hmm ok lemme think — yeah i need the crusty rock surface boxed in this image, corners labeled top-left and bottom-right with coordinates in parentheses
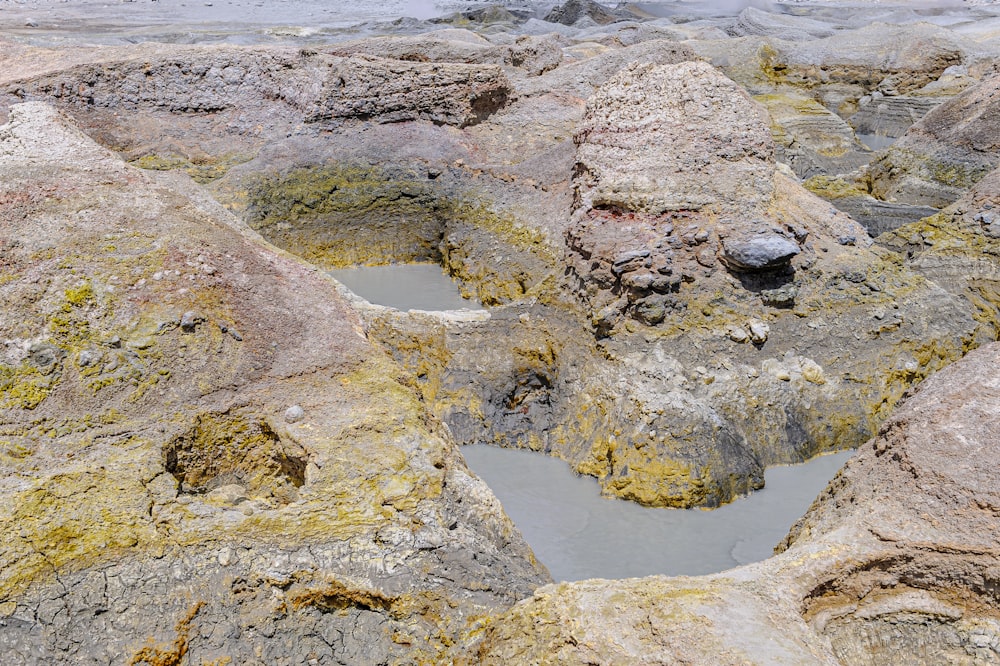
top-left (1, 45), bottom-right (510, 129)
top-left (465, 342), bottom-right (1000, 664)
top-left (573, 60), bottom-right (775, 216)
top-left (0, 102), bottom-right (549, 665)
top-left (756, 91), bottom-right (872, 179)
top-left (879, 163), bottom-right (1000, 338)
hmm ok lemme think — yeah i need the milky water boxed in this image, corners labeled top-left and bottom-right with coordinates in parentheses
top-left (328, 263), bottom-right (481, 311)
top-left (463, 444), bottom-right (854, 581)
top-left (857, 133), bottom-right (898, 151)
top-left (328, 262), bottom-right (854, 581)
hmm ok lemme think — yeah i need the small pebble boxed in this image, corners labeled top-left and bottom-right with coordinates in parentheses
top-left (285, 405), bottom-right (305, 423)
top-left (180, 310), bottom-right (200, 332)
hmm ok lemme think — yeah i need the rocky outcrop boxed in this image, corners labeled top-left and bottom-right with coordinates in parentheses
top-left (465, 342), bottom-right (1000, 664)
top-left (573, 60), bottom-right (775, 216)
top-left (328, 30), bottom-right (564, 78)
top-left (2, 46), bottom-right (510, 129)
top-left (544, 0), bottom-right (635, 26)
top-left (879, 164), bottom-right (1000, 337)
top-left (0, 102), bottom-right (549, 665)
top-left (802, 175), bottom-right (941, 236)
top-left (755, 91), bottom-right (872, 179)
top-left (726, 6), bottom-right (836, 41)
top-left (848, 94), bottom-right (944, 141)
top-left (555, 59), bottom-right (979, 506)
top-left (866, 73), bottom-right (1000, 209)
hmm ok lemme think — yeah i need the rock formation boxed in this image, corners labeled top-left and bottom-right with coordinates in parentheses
top-left (3, 3), bottom-right (1000, 661)
top-left (867, 73), bottom-right (1000, 209)
top-left (0, 102), bottom-right (549, 665)
top-left (465, 342), bottom-right (1000, 664)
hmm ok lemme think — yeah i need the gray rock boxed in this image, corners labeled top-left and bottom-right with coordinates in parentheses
top-left (721, 235), bottom-right (800, 271)
top-left (544, 0), bottom-right (634, 26)
top-left (180, 310), bottom-right (201, 332)
top-left (284, 404), bottom-right (305, 423)
top-left (748, 320), bottom-right (769, 344)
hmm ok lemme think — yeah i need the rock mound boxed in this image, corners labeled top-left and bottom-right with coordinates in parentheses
top-left (573, 60), bottom-right (775, 216)
top-left (544, 0), bottom-right (634, 26)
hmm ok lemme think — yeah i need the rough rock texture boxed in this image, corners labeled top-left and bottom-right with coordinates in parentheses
top-left (726, 6), bottom-right (836, 41)
top-left (879, 164), bottom-right (1000, 338)
top-left (755, 92), bottom-right (872, 179)
top-left (867, 73), bottom-right (1000, 209)
top-left (557, 60), bottom-right (980, 507)
top-left (0, 102), bottom-right (549, 665)
top-left (465, 342), bottom-right (1000, 664)
top-left (803, 175), bottom-right (941, 237)
top-left (848, 94), bottom-right (944, 140)
top-left (1, 45), bottom-right (510, 130)
top-left (328, 30), bottom-right (564, 78)
top-left (573, 60), bottom-right (775, 216)
top-left (544, 0), bottom-right (635, 26)
top-left (2, 8), bottom-right (994, 516)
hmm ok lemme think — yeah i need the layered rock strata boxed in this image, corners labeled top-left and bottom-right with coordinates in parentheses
top-left (867, 73), bottom-right (1000, 209)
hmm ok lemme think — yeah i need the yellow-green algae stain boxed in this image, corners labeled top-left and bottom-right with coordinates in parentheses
top-left (229, 163), bottom-right (557, 305)
top-left (803, 175), bottom-right (869, 200)
top-left (130, 153), bottom-right (252, 184)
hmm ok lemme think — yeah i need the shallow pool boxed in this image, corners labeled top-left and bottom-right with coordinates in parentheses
top-left (462, 444), bottom-right (853, 581)
top-left (328, 263), bottom-right (481, 311)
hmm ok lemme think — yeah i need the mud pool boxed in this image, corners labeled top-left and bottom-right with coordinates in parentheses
top-left (462, 445), bottom-right (854, 581)
top-left (328, 263), bottom-right (481, 311)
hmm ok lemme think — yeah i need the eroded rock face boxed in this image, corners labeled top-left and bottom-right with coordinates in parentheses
top-left (573, 60), bottom-right (775, 216)
top-left (465, 342), bottom-right (1000, 664)
top-left (0, 102), bottom-right (549, 665)
top-left (867, 73), bottom-right (1000, 209)
top-left (1, 46), bottom-right (510, 129)
top-left (879, 164), bottom-right (1000, 338)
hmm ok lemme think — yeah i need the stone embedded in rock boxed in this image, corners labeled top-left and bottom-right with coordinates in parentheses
top-left (720, 234), bottom-right (800, 271)
top-left (284, 404), bottom-right (305, 423)
top-left (573, 60), bottom-right (775, 217)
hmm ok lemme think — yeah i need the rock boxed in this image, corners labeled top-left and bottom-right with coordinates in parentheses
top-left (879, 164), bottom-right (1000, 339)
top-left (720, 234), bottom-right (800, 272)
top-left (748, 319), bottom-right (769, 344)
top-left (867, 74), bottom-right (1000, 208)
top-left (284, 404), bottom-right (305, 423)
top-left (0, 103), bottom-right (549, 664)
top-left (544, 0), bottom-right (634, 26)
top-left (848, 95), bottom-right (944, 140)
top-left (755, 92), bottom-right (873, 179)
top-left (3, 48), bottom-right (511, 130)
top-left (466, 343), bottom-right (1000, 664)
top-left (726, 6), bottom-right (836, 41)
top-left (573, 60), bottom-right (775, 216)
top-left (179, 310), bottom-right (201, 332)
